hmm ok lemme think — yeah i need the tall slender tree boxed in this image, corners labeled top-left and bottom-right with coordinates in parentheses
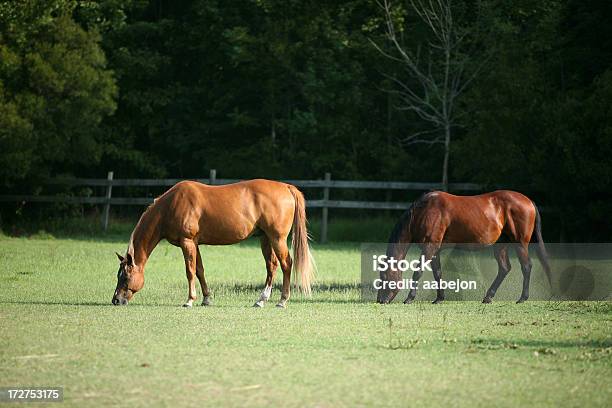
top-left (373, 0), bottom-right (487, 190)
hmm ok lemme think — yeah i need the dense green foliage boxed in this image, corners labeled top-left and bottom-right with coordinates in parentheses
top-left (0, 1), bottom-right (117, 181)
top-left (1, 0), bottom-right (611, 239)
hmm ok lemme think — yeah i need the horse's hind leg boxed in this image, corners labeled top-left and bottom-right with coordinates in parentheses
top-left (431, 252), bottom-right (444, 304)
top-left (195, 247), bottom-right (211, 306)
top-left (253, 236), bottom-right (279, 307)
top-left (483, 245), bottom-right (511, 303)
top-left (269, 236), bottom-right (292, 308)
top-left (515, 243), bottom-right (532, 303)
top-left (180, 238), bottom-right (198, 307)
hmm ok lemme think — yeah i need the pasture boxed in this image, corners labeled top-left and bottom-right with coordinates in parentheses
top-left (1, 233), bottom-right (611, 407)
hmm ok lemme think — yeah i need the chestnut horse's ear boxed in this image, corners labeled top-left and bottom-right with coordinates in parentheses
top-left (116, 252), bottom-right (125, 262)
top-left (126, 252), bottom-right (134, 267)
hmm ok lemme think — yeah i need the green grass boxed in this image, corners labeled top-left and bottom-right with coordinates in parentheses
top-left (0, 234), bottom-right (611, 407)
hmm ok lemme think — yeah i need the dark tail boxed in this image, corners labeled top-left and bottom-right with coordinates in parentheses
top-left (532, 202), bottom-right (552, 286)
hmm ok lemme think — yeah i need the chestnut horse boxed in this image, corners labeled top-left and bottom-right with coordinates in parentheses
top-left (377, 190), bottom-right (551, 304)
top-left (112, 179), bottom-right (315, 308)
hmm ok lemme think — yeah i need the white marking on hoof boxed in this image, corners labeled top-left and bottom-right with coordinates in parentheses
top-left (183, 300), bottom-right (193, 308)
top-left (253, 300), bottom-right (265, 308)
top-left (275, 302), bottom-right (286, 309)
top-left (201, 296), bottom-right (211, 306)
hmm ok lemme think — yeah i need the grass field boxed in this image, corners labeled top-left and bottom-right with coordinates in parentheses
top-left (1, 232), bottom-right (611, 407)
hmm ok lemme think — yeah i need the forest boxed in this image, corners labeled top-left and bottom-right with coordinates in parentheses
top-left (0, 0), bottom-right (611, 239)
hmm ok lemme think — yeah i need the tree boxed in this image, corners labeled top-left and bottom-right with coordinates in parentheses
top-left (373, 0), bottom-right (487, 190)
top-left (0, 1), bottom-right (117, 186)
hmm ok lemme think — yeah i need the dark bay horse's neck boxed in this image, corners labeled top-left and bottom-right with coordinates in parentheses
top-left (128, 207), bottom-right (162, 271)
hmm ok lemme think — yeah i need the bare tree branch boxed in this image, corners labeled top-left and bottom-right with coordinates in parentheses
top-left (373, 0), bottom-right (489, 189)
top-left (401, 128), bottom-right (441, 144)
top-left (400, 135), bottom-right (445, 146)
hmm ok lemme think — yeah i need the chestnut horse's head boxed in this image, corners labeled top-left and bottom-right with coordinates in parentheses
top-left (376, 266), bottom-right (401, 304)
top-left (112, 252), bottom-right (144, 305)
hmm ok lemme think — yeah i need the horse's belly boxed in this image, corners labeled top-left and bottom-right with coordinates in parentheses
top-left (197, 233), bottom-right (250, 245)
top-left (196, 218), bottom-right (256, 245)
top-left (444, 223), bottom-right (502, 245)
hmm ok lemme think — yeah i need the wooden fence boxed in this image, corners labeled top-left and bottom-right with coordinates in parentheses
top-left (0, 169), bottom-right (483, 243)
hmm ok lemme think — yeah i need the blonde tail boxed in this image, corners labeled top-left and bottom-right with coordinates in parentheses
top-left (288, 185), bottom-right (316, 295)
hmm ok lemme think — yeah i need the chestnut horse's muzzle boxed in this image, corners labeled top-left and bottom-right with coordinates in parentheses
top-left (112, 296), bottom-right (128, 305)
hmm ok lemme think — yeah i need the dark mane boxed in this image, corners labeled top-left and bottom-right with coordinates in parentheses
top-left (387, 192), bottom-right (435, 244)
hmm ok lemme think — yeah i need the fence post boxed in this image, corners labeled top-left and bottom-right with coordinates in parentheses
top-left (321, 172), bottom-right (331, 244)
top-left (209, 169), bottom-right (216, 185)
top-left (102, 171), bottom-right (113, 231)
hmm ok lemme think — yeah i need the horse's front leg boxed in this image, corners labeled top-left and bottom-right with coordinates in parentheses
top-left (405, 245), bottom-right (438, 304)
top-left (483, 245), bottom-right (511, 303)
top-left (404, 268), bottom-right (423, 304)
top-left (180, 239), bottom-right (198, 307)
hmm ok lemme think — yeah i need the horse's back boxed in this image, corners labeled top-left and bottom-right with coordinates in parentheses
top-left (411, 190), bottom-right (535, 244)
top-left (160, 179), bottom-right (292, 208)
top-left (424, 190), bottom-right (533, 215)
top-left (156, 179), bottom-right (295, 244)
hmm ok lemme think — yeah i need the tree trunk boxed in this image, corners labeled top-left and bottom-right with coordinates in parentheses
top-left (387, 90), bottom-right (392, 150)
top-left (442, 123), bottom-right (451, 191)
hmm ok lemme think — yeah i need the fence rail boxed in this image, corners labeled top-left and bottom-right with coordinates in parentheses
top-left (0, 170), bottom-right (484, 242)
top-left (41, 177), bottom-right (482, 191)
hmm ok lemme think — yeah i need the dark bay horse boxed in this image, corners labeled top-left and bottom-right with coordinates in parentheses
top-left (377, 190), bottom-right (551, 304)
top-left (112, 179), bottom-right (316, 308)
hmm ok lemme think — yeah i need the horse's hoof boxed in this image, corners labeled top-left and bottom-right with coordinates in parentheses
top-left (432, 298), bottom-right (444, 304)
top-left (253, 301), bottom-right (265, 308)
top-left (404, 298), bottom-right (414, 304)
top-left (275, 303), bottom-right (286, 309)
top-left (482, 297), bottom-right (492, 304)
top-left (182, 303), bottom-right (193, 308)
top-left (201, 298), bottom-right (211, 306)
top-left (516, 297), bottom-right (527, 304)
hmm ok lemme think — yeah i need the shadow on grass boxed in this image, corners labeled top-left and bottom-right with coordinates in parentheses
top-left (0, 298), bottom-right (368, 307)
top-left (208, 282), bottom-right (365, 304)
top-left (0, 300), bottom-right (112, 306)
top-left (213, 281), bottom-right (362, 294)
top-left (0, 299), bottom-right (210, 307)
top-left (472, 338), bottom-right (612, 349)
top-left (0, 283), bottom-right (365, 307)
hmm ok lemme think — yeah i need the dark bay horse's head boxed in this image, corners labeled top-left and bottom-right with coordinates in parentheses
top-left (376, 266), bottom-right (401, 304)
top-left (112, 252), bottom-right (144, 305)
